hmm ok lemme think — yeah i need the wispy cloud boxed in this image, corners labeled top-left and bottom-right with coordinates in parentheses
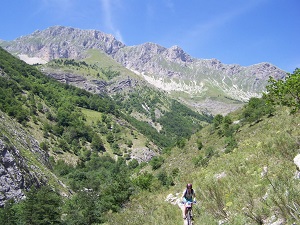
top-left (181, 1), bottom-right (268, 48)
top-left (100, 0), bottom-right (124, 42)
top-left (164, 0), bottom-right (175, 12)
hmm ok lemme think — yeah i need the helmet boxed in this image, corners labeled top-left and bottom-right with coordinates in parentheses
top-left (187, 183), bottom-right (192, 188)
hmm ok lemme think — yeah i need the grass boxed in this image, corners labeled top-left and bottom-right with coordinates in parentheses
top-left (107, 106), bottom-right (300, 224)
top-left (81, 107), bottom-right (160, 159)
top-left (80, 107), bottom-right (103, 125)
top-left (84, 49), bottom-right (142, 80)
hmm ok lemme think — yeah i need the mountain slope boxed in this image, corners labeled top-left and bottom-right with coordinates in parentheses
top-left (0, 26), bottom-right (287, 115)
top-left (0, 109), bottom-right (71, 207)
top-left (0, 29), bottom-right (299, 224)
top-left (107, 103), bottom-right (300, 225)
top-left (0, 45), bottom-right (213, 208)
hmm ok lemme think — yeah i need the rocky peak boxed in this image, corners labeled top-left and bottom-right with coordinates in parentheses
top-left (5, 26), bottom-right (125, 62)
top-left (113, 42), bottom-right (166, 69)
top-left (139, 42), bottom-right (166, 54)
top-left (163, 45), bottom-right (192, 63)
top-left (246, 62), bottom-right (286, 80)
top-left (129, 42), bottom-right (166, 60)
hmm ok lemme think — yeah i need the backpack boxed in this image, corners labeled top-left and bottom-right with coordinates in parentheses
top-left (184, 188), bottom-right (194, 199)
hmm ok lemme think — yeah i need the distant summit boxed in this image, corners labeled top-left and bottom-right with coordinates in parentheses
top-left (0, 26), bottom-right (287, 114)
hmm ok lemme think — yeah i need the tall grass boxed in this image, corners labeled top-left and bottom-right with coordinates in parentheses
top-left (107, 107), bottom-right (300, 224)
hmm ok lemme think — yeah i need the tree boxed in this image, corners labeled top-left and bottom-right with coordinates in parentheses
top-left (91, 133), bottom-right (105, 152)
top-left (133, 172), bottom-right (154, 190)
top-left (150, 156), bottom-right (164, 170)
top-left (22, 186), bottom-right (62, 225)
top-left (213, 114), bottom-right (223, 129)
top-left (0, 199), bottom-right (18, 225)
top-left (196, 139), bottom-right (203, 150)
top-left (242, 97), bottom-right (274, 123)
top-left (265, 68), bottom-right (300, 113)
top-left (128, 159), bottom-right (139, 169)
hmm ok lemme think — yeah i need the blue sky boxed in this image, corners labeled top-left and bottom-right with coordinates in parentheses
top-left (0, 0), bottom-right (299, 72)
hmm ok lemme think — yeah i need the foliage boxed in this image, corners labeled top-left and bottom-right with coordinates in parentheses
top-left (156, 169), bottom-right (174, 187)
top-left (213, 114), bottom-right (223, 129)
top-left (196, 139), bottom-right (203, 150)
top-left (128, 159), bottom-right (139, 169)
top-left (91, 133), bottom-right (105, 152)
top-left (241, 97), bottom-right (274, 123)
top-left (114, 88), bottom-right (212, 147)
top-left (123, 114), bottom-right (172, 147)
top-left (150, 156), bottom-right (164, 170)
top-left (157, 100), bottom-right (212, 140)
top-left (133, 172), bottom-right (155, 191)
top-left (59, 155), bottom-right (133, 223)
top-left (0, 186), bottom-right (62, 225)
top-left (265, 68), bottom-right (300, 113)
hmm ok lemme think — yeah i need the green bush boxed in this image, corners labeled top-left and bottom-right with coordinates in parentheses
top-left (241, 97), bottom-right (274, 123)
top-left (150, 156), bottom-right (164, 170)
top-left (265, 68), bottom-right (300, 113)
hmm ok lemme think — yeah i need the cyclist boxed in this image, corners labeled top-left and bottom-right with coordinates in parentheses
top-left (182, 183), bottom-right (196, 219)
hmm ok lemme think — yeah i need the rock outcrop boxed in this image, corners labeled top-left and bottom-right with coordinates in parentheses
top-left (0, 111), bottom-right (62, 206)
top-left (3, 26), bottom-right (124, 62)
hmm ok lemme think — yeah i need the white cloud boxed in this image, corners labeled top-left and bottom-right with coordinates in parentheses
top-left (100, 0), bottom-right (124, 42)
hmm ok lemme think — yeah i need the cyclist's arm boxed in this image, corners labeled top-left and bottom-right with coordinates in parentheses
top-left (182, 190), bottom-right (186, 201)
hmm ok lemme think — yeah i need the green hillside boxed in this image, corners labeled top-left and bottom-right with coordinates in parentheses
top-left (107, 70), bottom-right (300, 224)
top-left (107, 102), bottom-right (300, 224)
top-left (1, 45), bottom-right (299, 224)
top-left (0, 46), bottom-right (209, 224)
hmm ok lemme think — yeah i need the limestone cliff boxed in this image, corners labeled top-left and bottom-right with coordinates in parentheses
top-left (0, 111), bottom-right (68, 206)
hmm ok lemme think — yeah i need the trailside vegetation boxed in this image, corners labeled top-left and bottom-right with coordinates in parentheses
top-left (265, 68), bottom-right (300, 113)
top-left (105, 68), bottom-right (300, 225)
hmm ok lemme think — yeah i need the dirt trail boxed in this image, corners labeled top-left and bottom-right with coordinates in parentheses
top-left (165, 193), bottom-right (195, 225)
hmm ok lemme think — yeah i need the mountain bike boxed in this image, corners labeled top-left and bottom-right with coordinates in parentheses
top-left (185, 201), bottom-right (195, 225)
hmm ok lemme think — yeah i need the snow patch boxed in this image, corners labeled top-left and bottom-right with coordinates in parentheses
top-left (18, 54), bottom-right (48, 65)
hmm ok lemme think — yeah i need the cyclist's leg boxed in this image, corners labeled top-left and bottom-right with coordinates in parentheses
top-left (182, 199), bottom-right (187, 219)
top-left (182, 205), bottom-right (187, 219)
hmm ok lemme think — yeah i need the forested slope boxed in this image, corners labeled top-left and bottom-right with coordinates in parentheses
top-left (0, 46), bottom-right (210, 224)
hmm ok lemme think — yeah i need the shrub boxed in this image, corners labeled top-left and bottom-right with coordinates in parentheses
top-left (150, 156), bottom-right (164, 170)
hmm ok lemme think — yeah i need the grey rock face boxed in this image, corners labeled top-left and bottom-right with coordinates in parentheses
top-left (4, 26), bottom-right (125, 61)
top-left (131, 147), bottom-right (158, 163)
top-left (0, 140), bottom-right (26, 206)
top-left (44, 70), bottom-right (138, 94)
top-left (0, 112), bottom-right (51, 206)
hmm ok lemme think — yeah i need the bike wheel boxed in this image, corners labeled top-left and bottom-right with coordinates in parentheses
top-left (187, 210), bottom-right (192, 225)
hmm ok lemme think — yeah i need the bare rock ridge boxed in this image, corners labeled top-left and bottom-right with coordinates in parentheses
top-left (4, 26), bottom-right (124, 61)
top-left (0, 111), bottom-right (68, 206)
top-left (1, 26), bottom-right (287, 114)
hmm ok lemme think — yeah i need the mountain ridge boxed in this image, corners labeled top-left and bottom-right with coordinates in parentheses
top-left (1, 26), bottom-right (300, 225)
top-left (0, 25), bottom-right (287, 115)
